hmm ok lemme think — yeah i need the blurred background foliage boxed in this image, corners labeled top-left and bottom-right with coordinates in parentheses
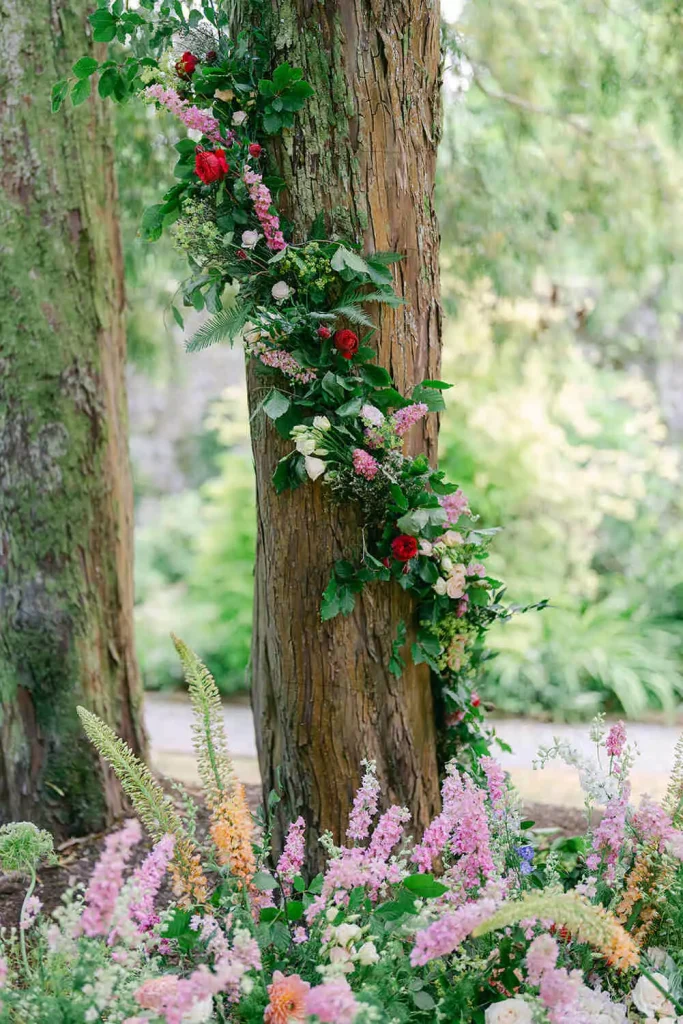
top-left (124, 0), bottom-right (683, 717)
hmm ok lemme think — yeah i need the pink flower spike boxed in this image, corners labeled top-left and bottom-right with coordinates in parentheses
top-left (277, 817), bottom-right (306, 886)
top-left (352, 448), bottom-right (379, 480)
top-left (79, 819), bottom-right (142, 938)
top-left (347, 760), bottom-right (380, 842)
top-left (392, 402), bottom-right (428, 436)
top-left (243, 167), bottom-right (287, 251)
top-left (304, 977), bottom-right (360, 1024)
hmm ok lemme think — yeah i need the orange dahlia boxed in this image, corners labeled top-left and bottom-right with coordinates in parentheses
top-left (264, 971), bottom-right (310, 1024)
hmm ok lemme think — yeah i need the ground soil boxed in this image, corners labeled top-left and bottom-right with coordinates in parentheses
top-left (0, 783), bottom-right (588, 931)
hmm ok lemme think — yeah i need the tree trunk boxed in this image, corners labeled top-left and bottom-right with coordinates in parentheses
top-left (236, 0), bottom-right (443, 863)
top-left (0, 0), bottom-right (146, 835)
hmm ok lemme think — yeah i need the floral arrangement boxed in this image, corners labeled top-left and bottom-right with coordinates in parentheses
top-left (54, 3), bottom-right (547, 754)
top-left (3, 643), bottom-right (683, 1023)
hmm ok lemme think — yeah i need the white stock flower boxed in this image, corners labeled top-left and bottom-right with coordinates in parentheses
top-left (334, 923), bottom-right (362, 946)
top-left (484, 998), bottom-right (534, 1024)
top-left (313, 416), bottom-right (331, 430)
top-left (295, 436), bottom-right (316, 456)
top-left (356, 941), bottom-right (379, 966)
top-left (241, 229), bottom-right (261, 249)
top-left (271, 281), bottom-right (292, 301)
top-left (182, 997), bottom-right (214, 1023)
top-left (232, 110), bottom-right (248, 125)
top-left (304, 456), bottom-right (326, 481)
top-left (632, 974), bottom-right (673, 1018)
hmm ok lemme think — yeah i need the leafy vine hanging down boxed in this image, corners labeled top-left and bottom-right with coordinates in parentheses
top-left (56, 3), bottom-right (540, 759)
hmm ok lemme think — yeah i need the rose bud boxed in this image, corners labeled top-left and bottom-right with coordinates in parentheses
top-left (195, 148), bottom-right (229, 184)
top-left (248, 143), bottom-right (262, 158)
top-left (317, 325), bottom-right (332, 339)
top-left (334, 328), bottom-right (359, 359)
top-left (471, 692), bottom-right (481, 708)
top-left (390, 535), bottom-right (419, 562)
top-left (236, 249), bottom-right (248, 260)
top-left (175, 51), bottom-right (198, 78)
top-left (205, 50), bottom-right (217, 63)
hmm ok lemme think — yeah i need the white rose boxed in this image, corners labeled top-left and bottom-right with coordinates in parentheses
top-left (232, 110), bottom-right (248, 125)
top-left (334, 923), bottom-right (362, 946)
top-left (632, 975), bottom-right (672, 1018)
top-left (418, 539), bottom-right (433, 556)
top-left (241, 230), bottom-right (261, 249)
top-left (304, 456), bottom-right (326, 481)
top-left (442, 530), bottom-right (463, 547)
top-left (433, 577), bottom-right (448, 596)
top-left (356, 941), bottom-right (379, 966)
top-left (446, 572), bottom-right (466, 599)
top-left (485, 998), bottom-right (534, 1024)
top-left (440, 556), bottom-right (453, 573)
top-left (360, 404), bottom-right (384, 427)
top-left (295, 436), bottom-right (316, 456)
top-left (313, 416), bottom-right (331, 431)
top-left (271, 281), bottom-right (292, 302)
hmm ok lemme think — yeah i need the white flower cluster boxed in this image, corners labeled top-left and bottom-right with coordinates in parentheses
top-left (319, 912), bottom-right (380, 978)
top-left (291, 419), bottom-right (332, 480)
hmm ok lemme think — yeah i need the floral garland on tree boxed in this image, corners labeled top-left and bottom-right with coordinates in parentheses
top-left (56, 7), bottom-right (540, 761)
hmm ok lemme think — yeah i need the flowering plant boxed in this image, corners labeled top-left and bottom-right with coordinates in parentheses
top-left (55, 3), bottom-right (549, 751)
top-left (3, 647), bottom-right (683, 1023)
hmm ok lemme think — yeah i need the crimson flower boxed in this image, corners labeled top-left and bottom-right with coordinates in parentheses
top-left (391, 535), bottom-right (418, 562)
top-left (334, 328), bottom-right (359, 359)
top-left (236, 249), bottom-right (248, 260)
top-left (317, 325), bottom-right (332, 339)
top-left (195, 148), bottom-right (229, 184)
top-left (248, 143), bottom-right (262, 158)
top-left (175, 51), bottom-right (198, 78)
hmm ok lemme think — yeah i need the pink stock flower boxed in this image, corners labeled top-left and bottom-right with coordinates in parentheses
top-left (245, 338), bottom-right (317, 384)
top-left (587, 787), bottom-right (629, 882)
top-left (438, 488), bottom-right (470, 526)
top-left (538, 967), bottom-right (583, 1024)
top-left (145, 85), bottom-right (232, 145)
top-left (347, 760), bottom-right (380, 842)
top-left (304, 977), bottom-right (360, 1023)
top-left (264, 971), bottom-right (310, 1024)
top-left (277, 817), bottom-right (306, 885)
top-left (366, 805), bottom-right (410, 861)
top-left (392, 402), bottom-right (428, 436)
top-left (632, 796), bottom-right (675, 852)
top-left (606, 722), bottom-right (627, 759)
top-left (243, 167), bottom-right (287, 251)
top-left (136, 966), bottom-right (219, 1024)
top-left (20, 895), bottom-right (42, 931)
top-left (352, 448), bottom-right (379, 480)
top-left (526, 934), bottom-right (559, 985)
top-left (126, 834), bottom-right (175, 934)
top-left (480, 756), bottom-right (507, 818)
top-left (410, 898), bottom-right (496, 966)
top-left (80, 819), bottom-right (142, 937)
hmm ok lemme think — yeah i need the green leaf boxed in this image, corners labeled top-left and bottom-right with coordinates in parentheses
top-left (359, 364), bottom-right (392, 387)
top-left (71, 77), bottom-right (91, 107)
top-left (98, 67), bottom-right (120, 99)
top-left (285, 900), bottom-right (304, 921)
top-left (321, 577), bottom-right (341, 621)
top-left (259, 906), bottom-right (280, 922)
top-left (390, 485), bottom-right (408, 510)
top-left (72, 57), bottom-right (99, 79)
top-left (336, 396), bottom-right (362, 418)
top-left (51, 79), bottom-right (69, 113)
top-left (263, 112), bottom-right (282, 134)
top-left (412, 383), bottom-right (446, 412)
top-left (186, 301), bottom-right (251, 352)
top-left (331, 245), bottom-right (370, 276)
top-left (162, 909), bottom-right (192, 938)
top-left (171, 305), bottom-right (184, 328)
top-left (521, 820), bottom-right (535, 830)
top-left (413, 991), bottom-right (436, 1011)
top-left (404, 873), bottom-right (448, 898)
top-left (420, 379), bottom-right (453, 390)
top-left (89, 9), bottom-right (117, 41)
top-left (293, 875), bottom-right (306, 893)
top-left (140, 204), bottom-right (165, 242)
top-left (263, 390), bottom-right (291, 421)
top-left (252, 871), bottom-right (278, 891)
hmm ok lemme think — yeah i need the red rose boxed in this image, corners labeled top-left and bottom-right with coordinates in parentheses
top-left (334, 328), bottom-right (359, 359)
top-left (176, 51), bottom-right (198, 78)
top-left (317, 325), bottom-right (332, 339)
top-left (248, 143), bottom-right (262, 158)
top-left (391, 535), bottom-right (418, 562)
top-left (195, 148), bottom-right (229, 184)
top-left (471, 692), bottom-right (481, 708)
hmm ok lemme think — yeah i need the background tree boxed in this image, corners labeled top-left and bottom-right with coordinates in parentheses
top-left (0, 0), bottom-right (146, 834)
top-left (230, 0), bottom-right (444, 860)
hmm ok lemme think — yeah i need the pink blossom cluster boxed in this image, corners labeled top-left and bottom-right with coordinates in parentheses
top-left (605, 721), bottom-right (627, 759)
top-left (126, 835), bottom-right (175, 935)
top-left (144, 85), bottom-right (231, 144)
top-left (632, 796), bottom-right (676, 852)
top-left (586, 788), bottom-right (629, 882)
top-left (20, 895), bottom-right (42, 931)
top-left (132, 965), bottom-right (219, 1024)
top-left (246, 338), bottom-right (317, 384)
top-left (276, 816), bottom-right (306, 885)
top-left (243, 167), bottom-right (287, 251)
top-left (410, 898), bottom-right (496, 966)
top-left (526, 935), bottom-right (592, 1024)
top-left (304, 976), bottom-right (360, 1023)
top-left (347, 760), bottom-right (380, 841)
top-left (367, 805), bottom-right (411, 861)
top-left (480, 756), bottom-right (507, 819)
top-left (352, 448), bottom-right (379, 480)
top-left (79, 819), bottom-right (142, 937)
top-left (392, 402), bottom-right (428, 436)
top-left (439, 488), bottom-right (470, 526)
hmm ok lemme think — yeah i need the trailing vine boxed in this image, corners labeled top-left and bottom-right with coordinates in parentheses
top-left (57, 3), bottom-right (541, 761)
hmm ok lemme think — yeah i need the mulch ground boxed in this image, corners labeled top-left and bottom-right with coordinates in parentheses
top-left (0, 783), bottom-right (587, 931)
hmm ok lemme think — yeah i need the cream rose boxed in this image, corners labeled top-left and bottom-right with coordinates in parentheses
top-left (232, 110), bottom-right (248, 125)
top-left (313, 416), bottom-right (331, 431)
top-left (446, 568), bottom-right (466, 599)
top-left (484, 998), bottom-right (534, 1024)
top-left (632, 974), bottom-right (673, 1018)
top-left (241, 229), bottom-right (261, 249)
top-left (433, 577), bottom-right (448, 596)
top-left (271, 281), bottom-right (292, 302)
top-left (356, 941), bottom-right (379, 966)
top-left (304, 456), bottom-right (326, 481)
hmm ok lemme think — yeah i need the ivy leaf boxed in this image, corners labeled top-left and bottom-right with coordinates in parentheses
top-left (263, 390), bottom-right (291, 421)
top-left (51, 79), bottom-right (69, 113)
top-left (71, 77), bottom-right (92, 107)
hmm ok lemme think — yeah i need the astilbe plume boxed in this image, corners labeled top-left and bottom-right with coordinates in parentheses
top-left (472, 890), bottom-right (639, 969)
top-left (109, 834), bottom-right (176, 943)
top-left (411, 898), bottom-right (497, 966)
top-left (77, 707), bottom-right (207, 906)
top-left (174, 636), bottom-right (256, 886)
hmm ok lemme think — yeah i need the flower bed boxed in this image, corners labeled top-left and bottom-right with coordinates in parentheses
top-left (2, 641), bottom-right (683, 1022)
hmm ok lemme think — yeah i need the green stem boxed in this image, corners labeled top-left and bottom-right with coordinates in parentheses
top-left (19, 868), bottom-right (36, 979)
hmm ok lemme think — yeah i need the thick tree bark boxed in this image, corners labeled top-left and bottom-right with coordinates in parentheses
top-left (0, 0), bottom-right (146, 835)
top-left (235, 1), bottom-right (443, 863)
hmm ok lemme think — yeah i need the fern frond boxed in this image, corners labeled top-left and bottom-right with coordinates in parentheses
top-left (77, 707), bottom-right (208, 906)
top-left (172, 635), bottom-right (236, 811)
top-left (331, 304), bottom-right (375, 328)
top-left (186, 301), bottom-right (253, 353)
top-left (473, 890), bottom-right (639, 970)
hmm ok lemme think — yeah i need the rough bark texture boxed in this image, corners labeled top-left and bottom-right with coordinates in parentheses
top-left (235, 0), bottom-right (443, 864)
top-left (0, 0), bottom-right (146, 835)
